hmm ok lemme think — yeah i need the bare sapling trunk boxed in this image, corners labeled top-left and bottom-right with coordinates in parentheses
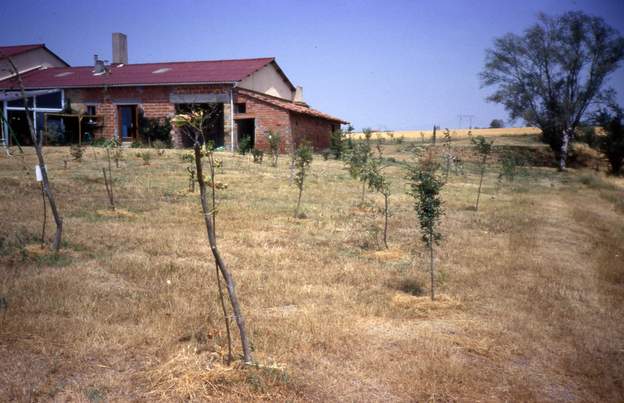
top-left (429, 227), bottom-right (435, 301)
top-left (103, 148), bottom-right (115, 210)
top-left (208, 150), bottom-right (233, 364)
top-left (40, 182), bottom-right (46, 247)
top-left (7, 57), bottom-right (63, 251)
top-left (383, 194), bottom-right (389, 249)
top-left (295, 184), bottom-right (304, 219)
top-left (193, 140), bottom-right (252, 364)
top-left (475, 155), bottom-right (486, 211)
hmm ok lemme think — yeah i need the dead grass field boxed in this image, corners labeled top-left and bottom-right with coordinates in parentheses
top-left (1, 136), bottom-right (623, 401)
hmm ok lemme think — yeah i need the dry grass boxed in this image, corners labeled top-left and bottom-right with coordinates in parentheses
top-left (0, 138), bottom-right (623, 401)
top-left (352, 126), bottom-right (542, 140)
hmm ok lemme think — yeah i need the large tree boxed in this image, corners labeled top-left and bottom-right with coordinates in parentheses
top-left (481, 11), bottom-right (624, 170)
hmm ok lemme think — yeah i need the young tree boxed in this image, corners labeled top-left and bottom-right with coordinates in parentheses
top-left (344, 128), bottom-right (372, 204)
top-left (293, 142), bottom-right (313, 218)
top-left (2, 55), bottom-right (64, 251)
top-left (362, 150), bottom-right (391, 248)
top-left (330, 129), bottom-right (344, 159)
top-left (266, 130), bottom-right (281, 167)
top-left (471, 136), bottom-right (493, 211)
top-left (595, 105), bottom-right (624, 175)
top-left (171, 110), bottom-right (251, 364)
top-left (406, 150), bottom-right (445, 300)
top-left (481, 11), bottom-right (624, 170)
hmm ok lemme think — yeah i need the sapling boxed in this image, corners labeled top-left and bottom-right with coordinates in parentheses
top-left (471, 136), bottom-right (493, 211)
top-left (362, 152), bottom-right (391, 248)
top-left (266, 130), bottom-right (281, 167)
top-left (3, 55), bottom-right (63, 251)
top-left (293, 142), bottom-right (313, 218)
top-left (406, 150), bottom-right (445, 300)
top-left (102, 148), bottom-right (115, 210)
top-left (171, 110), bottom-right (251, 364)
top-left (344, 128), bottom-right (372, 204)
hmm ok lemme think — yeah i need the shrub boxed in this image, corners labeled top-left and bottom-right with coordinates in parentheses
top-left (489, 119), bottom-right (504, 128)
top-left (251, 148), bottom-right (264, 164)
top-left (139, 116), bottom-right (172, 147)
top-left (239, 136), bottom-right (253, 155)
top-left (321, 149), bottom-right (331, 160)
top-left (595, 106), bottom-right (624, 175)
top-left (136, 151), bottom-right (152, 165)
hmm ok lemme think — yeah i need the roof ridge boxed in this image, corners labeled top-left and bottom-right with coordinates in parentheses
top-left (46, 57), bottom-right (275, 70)
top-left (0, 43), bottom-right (44, 49)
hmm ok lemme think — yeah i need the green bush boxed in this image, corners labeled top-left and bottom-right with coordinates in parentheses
top-left (251, 148), bottom-right (264, 163)
top-left (239, 136), bottom-right (252, 155)
top-left (139, 116), bottom-right (172, 147)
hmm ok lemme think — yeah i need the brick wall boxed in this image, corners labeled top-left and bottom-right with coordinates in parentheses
top-left (234, 92), bottom-right (292, 153)
top-left (65, 85), bottom-right (232, 146)
top-left (290, 113), bottom-right (337, 151)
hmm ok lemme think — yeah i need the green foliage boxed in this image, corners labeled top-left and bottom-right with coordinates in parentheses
top-left (330, 129), bottom-right (344, 159)
top-left (239, 136), bottom-right (253, 155)
top-left (130, 141), bottom-right (142, 148)
top-left (293, 143), bottom-right (313, 190)
top-left (481, 11), bottom-right (624, 168)
top-left (136, 151), bottom-right (152, 165)
top-left (293, 142), bottom-right (313, 218)
top-left (251, 148), bottom-right (264, 164)
top-left (406, 154), bottom-right (445, 246)
top-left (139, 116), bottom-right (172, 147)
top-left (471, 136), bottom-right (494, 210)
top-left (471, 135), bottom-right (493, 157)
top-left (498, 151), bottom-right (527, 182)
top-left (489, 119), bottom-right (504, 128)
top-left (595, 106), bottom-right (624, 175)
top-left (266, 130), bottom-right (281, 167)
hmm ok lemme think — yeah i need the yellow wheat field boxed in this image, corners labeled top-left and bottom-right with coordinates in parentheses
top-left (351, 127), bottom-right (542, 140)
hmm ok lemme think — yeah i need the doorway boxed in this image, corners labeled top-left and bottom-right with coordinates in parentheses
top-left (117, 105), bottom-right (137, 142)
top-left (236, 118), bottom-right (255, 152)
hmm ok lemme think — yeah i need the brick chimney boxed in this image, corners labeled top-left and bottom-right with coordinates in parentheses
top-left (294, 85), bottom-right (308, 106)
top-left (112, 32), bottom-right (128, 64)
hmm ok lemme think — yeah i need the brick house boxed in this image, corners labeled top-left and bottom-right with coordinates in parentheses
top-left (0, 34), bottom-right (347, 151)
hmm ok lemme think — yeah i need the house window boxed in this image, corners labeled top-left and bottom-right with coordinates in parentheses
top-left (234, 103), bottom-right (246, 113)
top-left (86, 105), bottom-right (97, 116)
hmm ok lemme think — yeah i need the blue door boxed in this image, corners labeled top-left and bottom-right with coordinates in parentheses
top-left (118, 105), bottom-right (137, 141)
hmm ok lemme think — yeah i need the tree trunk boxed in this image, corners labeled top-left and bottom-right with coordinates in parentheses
top-left (9, 57), bottom-right (63, 251)
top-left (193, 141), bottom-right (252, 364)
top-left (475, 156), bottom-right (486, 211)
top-left (559, 128), bottom-right (573, 171)
top-left (383, 194), bottom-right (389, 249)
top-left (295, 186), bottom-right (303, 218)
top-left (429, 228), bottom-right (435, 301)
top-left (208, 151), bottom-right (233, 364)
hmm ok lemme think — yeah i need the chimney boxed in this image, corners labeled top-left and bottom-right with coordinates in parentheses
top-left (112, 32), bottom-right (128, 64)
top-left (294, 85), bottom-right (308, 106)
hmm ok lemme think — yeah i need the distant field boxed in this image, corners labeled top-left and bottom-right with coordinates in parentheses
top-left (352, 126), bottom-right (542, 140)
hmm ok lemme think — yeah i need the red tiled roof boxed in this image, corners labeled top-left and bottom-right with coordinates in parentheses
top-left (0, 58), bottom-right (275, 89)
top-left (238, 88), bottom-right (348, 124)
top-left (0, 44), bottom-right (45, 58)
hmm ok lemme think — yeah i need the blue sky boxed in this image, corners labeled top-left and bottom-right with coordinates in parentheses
top-left (1, 0), bottom-right (623, 130)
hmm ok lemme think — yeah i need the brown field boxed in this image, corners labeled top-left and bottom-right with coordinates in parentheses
top-left (1, 137), bottom-right (623, 401)
top-left (352, 126), bottom-right (542, 140)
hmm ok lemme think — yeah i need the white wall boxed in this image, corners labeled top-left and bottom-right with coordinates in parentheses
top-left (0, 47), bottom-right (66, 81)
top-left (239, 63), bottom-right (294, 100)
